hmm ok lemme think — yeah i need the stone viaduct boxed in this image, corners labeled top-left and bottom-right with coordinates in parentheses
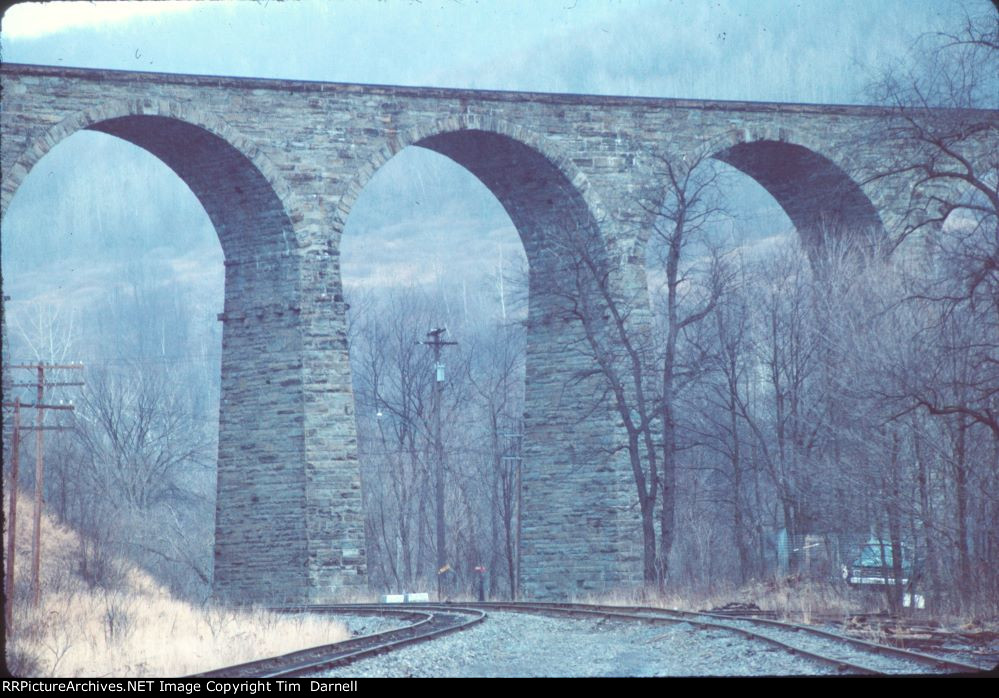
top-left (0, 63), bottom-right (962, 602)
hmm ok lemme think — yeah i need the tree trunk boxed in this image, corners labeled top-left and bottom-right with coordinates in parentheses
top-left (914, 425), bottom-right (942, 608)
top-left (954, 419), bottom-right (971, 608)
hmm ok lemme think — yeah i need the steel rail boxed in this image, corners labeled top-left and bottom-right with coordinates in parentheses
top-left (190, 605), bottom-right (486, 678)
top-left (457, 601), bottom-right (984, 675)
top-left (693, 607), bottom-right (987, 673)
top-left (785, 613), bottom-right (998, 660)
top-left (192, 601), bottom-right (986, 677)
top-left (454, 601), bottom-right (881, 675)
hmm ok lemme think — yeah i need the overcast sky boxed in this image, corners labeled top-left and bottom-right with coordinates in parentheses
top-left (2, 0), bottom-right (993, 104)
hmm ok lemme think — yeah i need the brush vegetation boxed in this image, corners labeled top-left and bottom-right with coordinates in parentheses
top-left (4, 496), bottom-right (349, 677)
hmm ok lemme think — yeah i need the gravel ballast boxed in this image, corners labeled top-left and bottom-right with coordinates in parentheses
top-left (317, 611), bottom-right (850, 677)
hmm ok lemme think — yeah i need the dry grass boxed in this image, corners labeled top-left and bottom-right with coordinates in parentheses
top-left (580, 578), bottom-right (999, 635)
top-left (576, 576), bottom-right (872, 623)
top-left (4, 494), bottom-right (350, 677)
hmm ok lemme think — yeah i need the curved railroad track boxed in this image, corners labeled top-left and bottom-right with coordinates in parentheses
top-left (195, 601), bottom-right (988, 677)
top-left (775, 612), bottom-right (999, 666)
top-left (190, 605), bottom-right (485, 678)
top-left (457, 601), bottom-right (986, 675)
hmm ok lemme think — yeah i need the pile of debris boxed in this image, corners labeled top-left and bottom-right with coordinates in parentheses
top-left (701, 602), bottom-right (777, 619)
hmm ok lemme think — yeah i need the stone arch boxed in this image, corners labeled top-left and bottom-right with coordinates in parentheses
top-left (704, 126), bottom-right (886, 252)
top-left (335, 116), bottom-right (643, 599)
top-left (0, 98), bottom-right (321, 603)
top-left (332, 114), bottom-right (609, 258)
top-left (1, 98), bottom-right (298, 260)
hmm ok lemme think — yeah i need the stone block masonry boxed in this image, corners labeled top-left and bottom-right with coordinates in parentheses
top-left (3, 63), bottom-right (991, 601)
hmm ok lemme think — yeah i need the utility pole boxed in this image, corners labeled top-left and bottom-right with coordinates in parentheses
top-left (33, 364), bottom-right (44, 608)
top-left (5, 363), bottom-right (83, 609)
top-left (420, 328), bottom-right (457, 600)
top-left (501, 427), bottom-right (523, 600)
top-left (5, 397), bottom-right (21, 628)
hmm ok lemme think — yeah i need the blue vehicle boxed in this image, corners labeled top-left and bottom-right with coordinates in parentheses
top-left (843, 536), bottom-right (915, 588)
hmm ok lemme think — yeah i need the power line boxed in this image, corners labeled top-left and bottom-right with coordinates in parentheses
top-left (71, 356), bottom-right (222, 366)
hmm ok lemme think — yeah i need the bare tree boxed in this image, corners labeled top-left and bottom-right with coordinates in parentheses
top-left (547, 144), bottom-right (733, 588)
top-left (868, 10), bottom-right (998, 437)
top-left (351, 290), bottom-right (435, 589)
top-left (853, 11), bottom-right (999, 612)
top-left (869, 10), bottom-right (997, 243)
top-left (549, 221), bottom-right (662, 586)
top-left (10, 299), bottom-right (78, 364)
top-left (74, 364), bottom-right (210, 509)
top-left (467, 322), bottom-right (525, 597)
top-left (60, 362), bottom-right (214, 592)
top-left (350, 286), bottom-right (499, 595)
top-left (690, 256), bottom-right (759, 583)
top-left (644, 147), bottom-right (733, 583)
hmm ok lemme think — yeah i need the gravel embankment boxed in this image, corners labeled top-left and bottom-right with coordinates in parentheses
top-left (317, 611), bottom-right (849, 677)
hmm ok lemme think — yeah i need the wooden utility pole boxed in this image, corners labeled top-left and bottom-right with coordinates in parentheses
top-left (5, 363), bottom-right (83, 609)
top-left (420, 328), bottom-right (457, 600)
top-left (32, 364), bottom-right (44, 608)
top-left (502, 427), bottom-right (523, 600)
top-left (5, 398), bottom-right (21, 628)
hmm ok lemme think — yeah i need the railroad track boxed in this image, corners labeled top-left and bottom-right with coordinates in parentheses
top-left (194, 601), bottom-right (987, 677)
top-left (190, 605), bottom-right (485, 678)
top-left (797, 614), bottom-right (999, 665)
top-left (457, 601), bottom-right (986, 675)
